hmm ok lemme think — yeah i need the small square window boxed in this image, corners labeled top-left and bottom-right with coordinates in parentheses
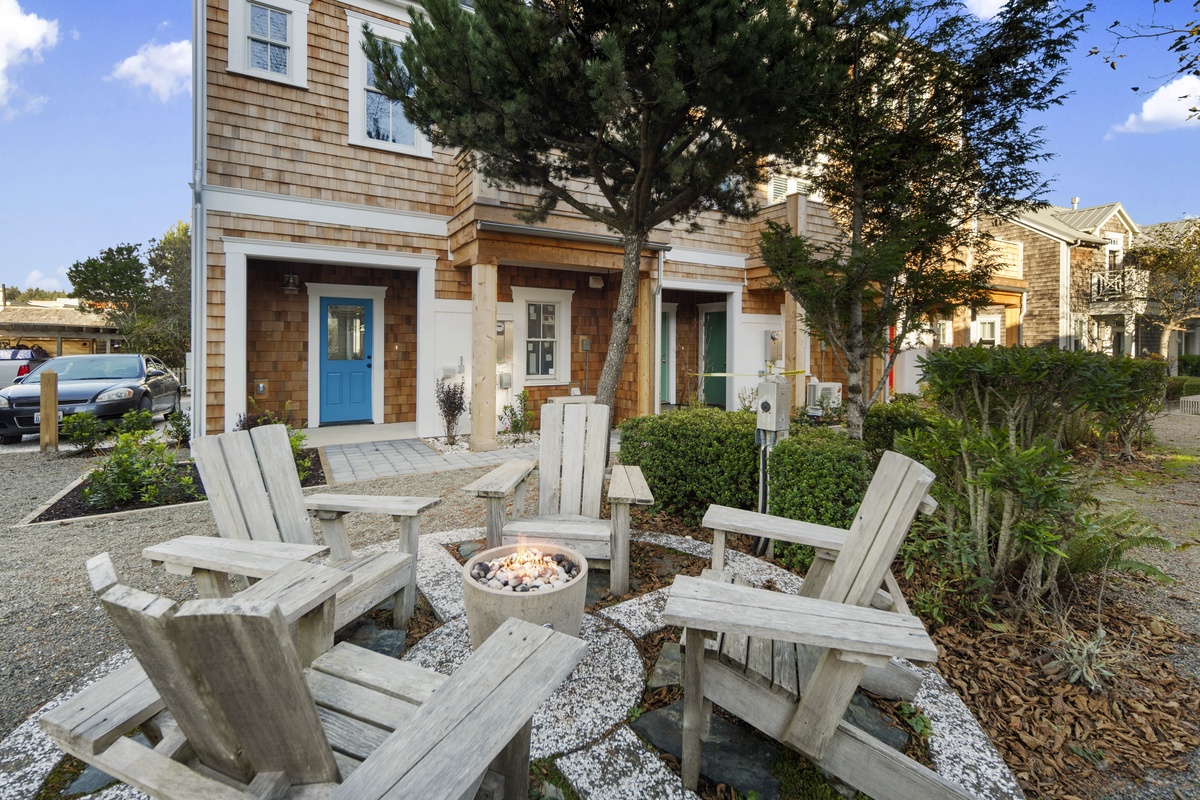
top-left (227, 0), bottom-right (309, 88)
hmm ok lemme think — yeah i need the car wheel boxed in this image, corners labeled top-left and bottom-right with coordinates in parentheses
top-left (168, 391), bottom-right (181, 418)
top-left (139, 395), bottom-right (153, 414)
top-left (0, 434), bottom-right (22, 445)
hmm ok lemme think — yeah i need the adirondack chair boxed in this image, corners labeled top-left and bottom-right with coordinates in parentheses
top-left (463, 402), bottom-right (653, 595)
top-left (663, 451), bottom-right (980, 800)
top-left (189, 424), bottom-right (439, 630)
top-left (41, 553), bottom-right (587, 800)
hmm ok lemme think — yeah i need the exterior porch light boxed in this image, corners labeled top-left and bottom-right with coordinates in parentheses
top-left (282, 273), bottom-right (300, 294)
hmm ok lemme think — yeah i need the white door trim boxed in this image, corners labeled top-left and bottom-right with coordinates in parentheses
top-left (661, 302), bottom-right (678, 406)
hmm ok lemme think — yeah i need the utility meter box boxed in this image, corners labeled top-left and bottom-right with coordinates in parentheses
top-left (764, 329), bottom-right (783, 362)
top-left (756, 376), bottom-right (791, 432)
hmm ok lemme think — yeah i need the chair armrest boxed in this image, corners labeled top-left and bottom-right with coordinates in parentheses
top-left (461, 459), bottom-right (538, 498)
top-left (143, 536), bottom-right (328, 579)
top-left (235, 561), bottom-right (351, 626)
top-left (40, 660), bottom-right (163, 757)
top-left (304, 495), bottom-right (441, 517)
top-left (702, 505), bottom-right (848, 551)
top-left (608, 465), bottom-right (654, 505)
top-left (663, 575), bottom-right (937, 663)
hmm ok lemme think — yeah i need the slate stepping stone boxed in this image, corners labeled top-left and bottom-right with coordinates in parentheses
top-left (648, 642), bottom-right (680, 688)
top-left (630, 699), bottom-right (784, 800)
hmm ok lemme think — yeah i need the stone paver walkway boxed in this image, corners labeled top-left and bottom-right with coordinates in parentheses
top-left (320, 432), bottom-right (618, 483)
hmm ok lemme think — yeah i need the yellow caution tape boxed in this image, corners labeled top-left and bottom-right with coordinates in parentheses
top-left (686, 370), bottom-right (807, 378)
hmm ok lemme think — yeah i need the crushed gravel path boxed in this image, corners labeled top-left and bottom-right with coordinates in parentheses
top-left (0, 453), bottom-right (495, 740)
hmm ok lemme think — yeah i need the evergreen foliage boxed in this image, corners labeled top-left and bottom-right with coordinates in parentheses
top-left (364, 0), bottom-right (865, 409)
top-left (760, 0), bottom-right (1085, 438)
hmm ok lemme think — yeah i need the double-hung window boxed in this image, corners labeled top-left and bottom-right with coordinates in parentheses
top-left (228, 0), bottom-right (310, 88)
top-left (347, 11), bottom-right (431, 157)
top-left (511, 287), bottom-right (573, 387)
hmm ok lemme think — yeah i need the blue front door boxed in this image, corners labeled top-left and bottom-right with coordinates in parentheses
top-left (319, 298), bottom-right (372, 424)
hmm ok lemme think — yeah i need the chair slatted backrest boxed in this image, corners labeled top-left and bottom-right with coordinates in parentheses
top-left (537, 403), bottom-right (611, 518)
top-left (819, 451), bottom-right (935, 608)
top-left (192, 425), bottom-right (314, 545)
top-left (86, 554), bottom-right (338, 788)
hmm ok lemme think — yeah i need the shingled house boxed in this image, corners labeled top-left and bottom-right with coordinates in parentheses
top-left (189, 0), bottom-right (871, 442)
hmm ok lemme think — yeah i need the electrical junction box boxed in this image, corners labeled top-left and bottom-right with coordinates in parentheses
top-left (764, 329), bottom-right (783, 362)
top-left (756, 376), bottom-right (791, 432)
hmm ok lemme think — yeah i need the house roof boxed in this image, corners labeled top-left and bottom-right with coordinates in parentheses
top-left (1014, 206), bottom-right (1109, 246)
top-left (0, 304), bottom-right (117, 331)
top-left (1135, 218), bottom-right (1196, 245)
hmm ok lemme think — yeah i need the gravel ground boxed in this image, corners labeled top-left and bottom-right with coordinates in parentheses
top-left (0, 454), bottom-right (495, 740)
top-left (2, 415), bottom-right (1199, 798)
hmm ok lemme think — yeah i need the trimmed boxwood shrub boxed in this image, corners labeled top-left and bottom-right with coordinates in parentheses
top-left (1182, 376), bottom-right (1200, 397)
top-left (618, 407), bottom-right (757, 524)
top-left (768, 428), bottom-right (871, 529)
top-left (862, 397), bottom-right (930, 455)
top-left (1166, 376), bottom-right (1187, 402)
top-left (1179, 354), bottom-right (1200, 377)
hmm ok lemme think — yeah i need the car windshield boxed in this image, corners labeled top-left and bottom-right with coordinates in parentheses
top-left (24, 355), bottom-right (143, 383)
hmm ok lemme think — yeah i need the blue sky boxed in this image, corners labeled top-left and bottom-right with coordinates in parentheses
top-left (0, 0), bottom-right (1197, 293)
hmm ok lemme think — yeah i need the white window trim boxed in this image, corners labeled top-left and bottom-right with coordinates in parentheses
top-left (346, 10), bottom-right (433, 158)
top-left (228, 0), bottom-right (310, 88)
top-left (1105, 232), bottom-right (1124, 271)
top-left (972, 314), bottom-right (1001, 346)
top-left (511, 286), bottom-right (573, 390)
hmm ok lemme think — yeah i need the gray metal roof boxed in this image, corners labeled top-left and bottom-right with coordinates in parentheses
top-left (1014, 205), bottom-right (1108, 246)
top-left (1052, 203), bottom-right (1123, 234)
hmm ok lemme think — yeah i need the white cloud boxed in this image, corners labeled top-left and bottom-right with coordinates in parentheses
top-left (964, 0), bottom-right (1008, 19)
top-left (110, 40), bottom-right (191, 102)
top-left (1108, 75), bottom-right (1200, 137)
top-left (23, 269), bottom-right (62, 292)
top-left (0, 0), bottom-right (59, 113)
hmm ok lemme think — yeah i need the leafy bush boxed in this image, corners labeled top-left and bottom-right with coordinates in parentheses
top-left (618, 407), bottom-right (758, 524)
top-left (61, 412), bottom-right (111, 453)
top-left (1178, 354), bottom-right (1200, 377)
top-left (1182, 376), bottom-right (1200, 397)
top-left (165, 410), bottom-right (191, 448)
top-left (116, 409), bottom-right (154, 436)
top-left (500, 390), bottom-right (534, 442)
top-left (435, 377), bottom-right (466, 444)
top-left (1166, 376), bottom-right (1187, 402)
top-left (83, 431), bottom-right (200, 510)
top-left (1086, 356), bottom-right (1166, 459)
top-left (768, 428), bottom-right (871, 574)
top-left (768, 428), bottom-right (870, 528)
top-left (862, 397), bottom-right (930, 455)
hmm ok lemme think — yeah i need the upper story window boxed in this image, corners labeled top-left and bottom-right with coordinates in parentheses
top-left (227, 0), bottom-right (310, 89)
top-left (347, 11), bottom-right (432, 157)
top-left (1106, 232), bottom-right (1125, 271)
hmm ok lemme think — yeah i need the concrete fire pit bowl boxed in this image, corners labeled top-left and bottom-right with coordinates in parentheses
top-left (462, 542), bottom-right (588, 649)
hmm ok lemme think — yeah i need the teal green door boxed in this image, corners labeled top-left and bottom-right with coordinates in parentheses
top-left (660, 312), bottom-right (670, 403)
top-left (702, 310), bottom-right (726, 408)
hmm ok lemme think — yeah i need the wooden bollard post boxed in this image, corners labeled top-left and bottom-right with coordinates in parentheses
top-left (39, 370), bottom-right (58, 454)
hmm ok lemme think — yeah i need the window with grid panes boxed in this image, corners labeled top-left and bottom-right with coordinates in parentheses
top-left (249, 2), bottom-right (289, 75)
top-left (526, 303), bottom-right (557, 376)
top-left (365, 40), bottom-right (416, 147)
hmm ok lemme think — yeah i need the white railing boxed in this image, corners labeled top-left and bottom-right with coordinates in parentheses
top-left (1090, 269), bottom-right (1148, 302)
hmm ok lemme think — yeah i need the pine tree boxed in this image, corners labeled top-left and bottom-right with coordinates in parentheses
top-left (364, 0), bottom-right (864, 409)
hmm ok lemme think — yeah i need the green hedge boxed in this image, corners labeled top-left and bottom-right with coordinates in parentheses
top-left (862, 398), bottom-right (930, 455)
top-left (768, 428), bottom-right (871, 528)
top-left (1179, 354), bottom-right (1200, 377)
top-left (1182, 376), bottom-right (1200, 397)
top-left (618, 407), bottom-right (758, 524)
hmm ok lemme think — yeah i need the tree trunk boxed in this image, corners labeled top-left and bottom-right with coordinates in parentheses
top-left (1160, 326), bottom-right (1177, 377)
top-left (594, 234), bottom-right (647, 410)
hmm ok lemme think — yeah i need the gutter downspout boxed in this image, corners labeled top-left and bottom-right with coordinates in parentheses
top-left (654, 249), bottom-right (665, 414)
top-left (189, 0), bottom-right (208, 440)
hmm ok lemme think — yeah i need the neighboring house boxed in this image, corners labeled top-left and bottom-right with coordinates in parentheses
top-left (1129, 219), bottom-right (1200, 362)
top-left (191, 0), bottom-right (850, 441)
top-left (0, 303), bottom-right (120, 357)
top-left (982, 200), bottom-right (1142, 354)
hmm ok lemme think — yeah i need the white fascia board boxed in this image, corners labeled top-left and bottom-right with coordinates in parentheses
top-left (221, 237), bottom-right (438, 269)
top-left (342, 0), bottom-right (418, 22)
top-left (661, 276), bottom-right (742, 295)
top-left (665, 247), bottom-right (747, 270)
top-left (204, 185), bottom-right (449, 238)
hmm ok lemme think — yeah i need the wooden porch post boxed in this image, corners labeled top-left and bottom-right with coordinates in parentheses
top-left (471, 259), bottom-right (498, 452)
top-left (636, 270), bottom-right (654, 417)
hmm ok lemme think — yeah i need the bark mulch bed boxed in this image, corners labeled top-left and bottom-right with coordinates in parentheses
top-left (31, 448), bottom-right (325, 523)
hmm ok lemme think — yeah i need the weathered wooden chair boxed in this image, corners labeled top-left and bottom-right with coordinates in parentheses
top-left (190, 424), bottom-right (439, 630)
top-left (463, 402), bottom-right (653, 595)
top-left (41, 553), bottom-right (587, 800)
top-left (664, 451), bottom-right (979, 800)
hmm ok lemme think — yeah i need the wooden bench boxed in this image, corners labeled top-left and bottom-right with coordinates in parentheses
top-left (41, 553), bottom-right (587, 800)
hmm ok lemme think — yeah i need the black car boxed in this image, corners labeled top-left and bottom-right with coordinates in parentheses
top-left (0, 354), bottom-right (181, 444)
